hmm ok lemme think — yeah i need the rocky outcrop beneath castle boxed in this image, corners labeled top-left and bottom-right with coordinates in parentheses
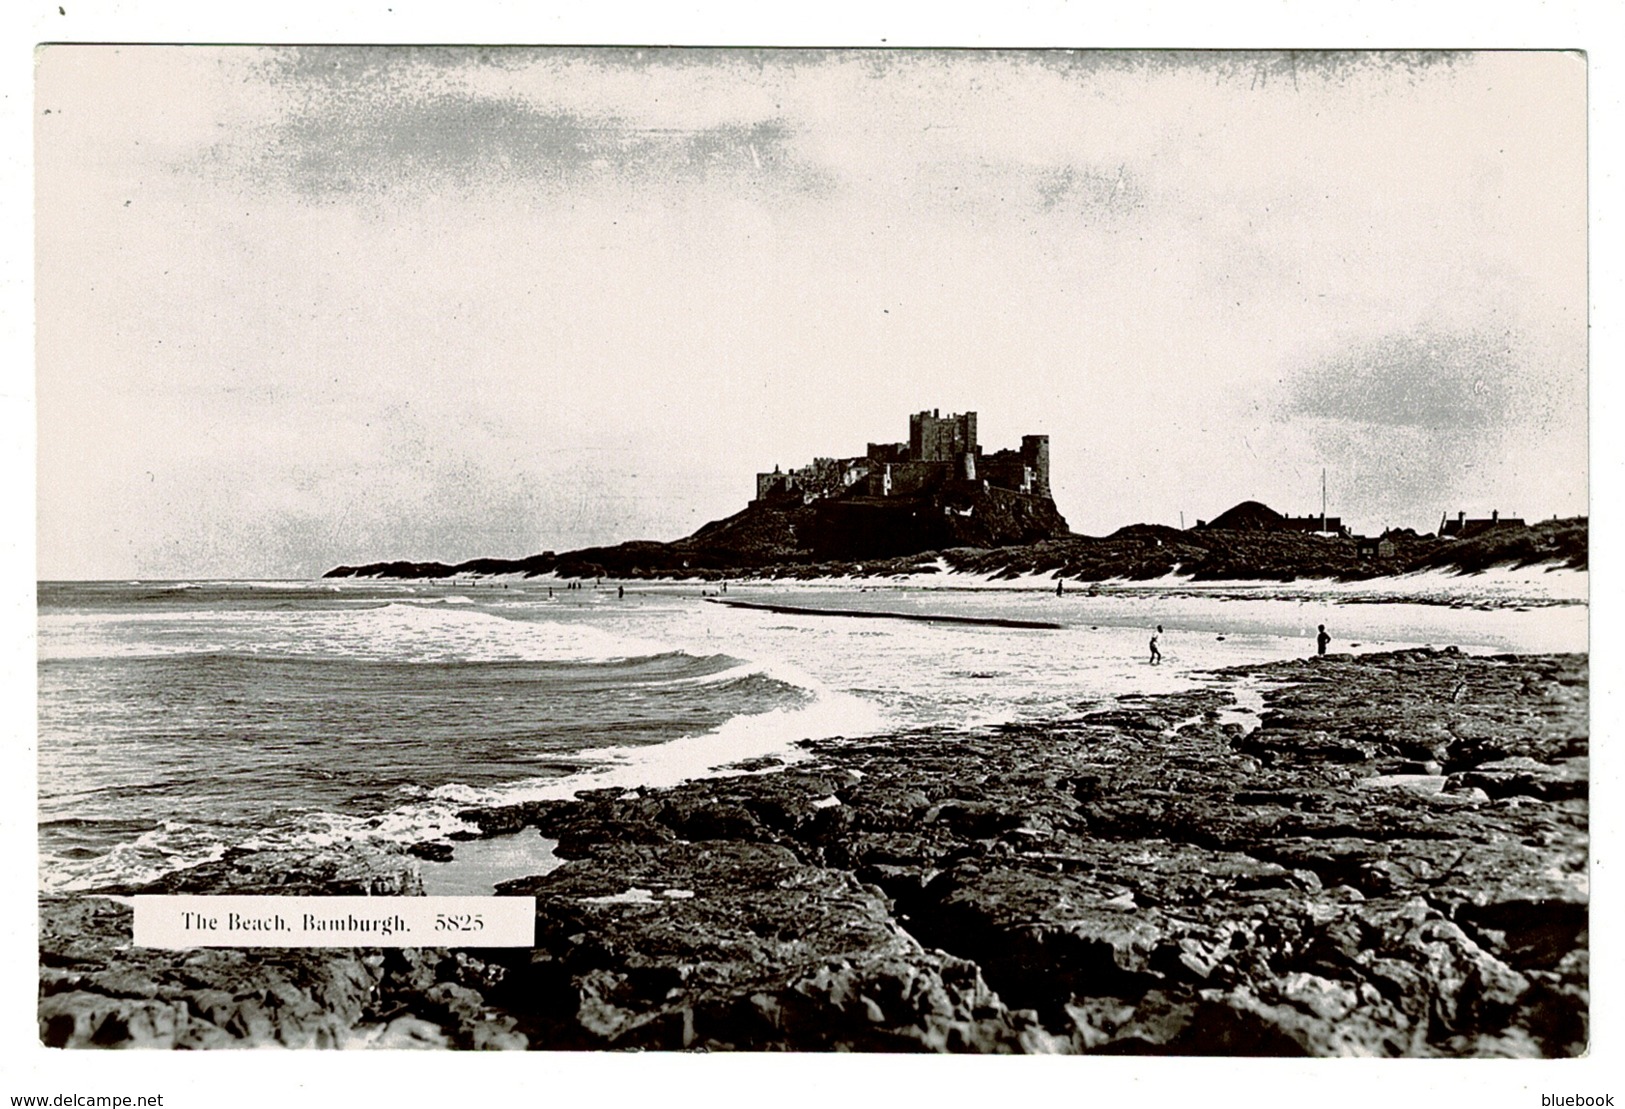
top-left (44, 650), bottom-right (1586, 1053)
top-left (800, 484), bottom-right (1069, 559)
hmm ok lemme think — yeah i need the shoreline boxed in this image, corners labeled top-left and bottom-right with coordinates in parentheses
top-left (40, 647), bottom-right (1588, 1054)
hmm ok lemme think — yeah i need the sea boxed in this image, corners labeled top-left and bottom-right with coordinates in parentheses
top-left (36, 570), bottom-right (1588, 895)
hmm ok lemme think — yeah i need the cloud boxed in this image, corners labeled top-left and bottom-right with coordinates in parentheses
top-left (1280, 327), bottom-right (1530, 432)
top-left (194, 48), bottom-right (830, 201)
top-left (188, 49), bottom-right (1211, 223)
top-left (1265, 323), bottom-right (1586, 528)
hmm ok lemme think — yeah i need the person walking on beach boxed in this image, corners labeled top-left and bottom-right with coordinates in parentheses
top-left (1317, 624), bottom-right (1331, 656)
top-left (1149, 625), bottom-right (1163, 665)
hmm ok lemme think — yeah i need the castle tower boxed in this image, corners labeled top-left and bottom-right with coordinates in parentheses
top-left (908, 411), bottom-right (928, 459)
top-left (909, 409), bottom-right (979, 462)
top-left (755, 465), bottom-right (783, 501)
top-left (1021, 435), bottom-right (1050, 497)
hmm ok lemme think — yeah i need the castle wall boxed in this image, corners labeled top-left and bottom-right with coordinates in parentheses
top-left (868, 460), bottom-right (948, 497)
top-left (981, 450), bottom-right (1031, 494)
top-left (904, 461), bottom-right (950, 496)
top-left (795, 458), bottom-right (843, 501)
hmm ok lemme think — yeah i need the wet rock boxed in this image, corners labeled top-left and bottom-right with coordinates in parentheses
top-left (1455, 897), bottom-right (1589, 971)
top-left (657, 799), bottom-right (766, 842)
top-left (910, 863), bottom-right (1170, 1011)
top-left (1450, 757), bottom-right (1588, 802)
top-left (117, 845), bottom-right (425, 898)
top-left (491, 841), bottom-right (1042, 1051)
top-left (39, 897), bottom-right (383, 1049)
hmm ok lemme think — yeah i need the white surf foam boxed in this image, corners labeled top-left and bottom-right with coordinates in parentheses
top-left (39, 820), bottom-right (232, 894)
top-left (40, 602), bottom-right (687, 666)
top-left (40, 637), bottom-right (879, 893)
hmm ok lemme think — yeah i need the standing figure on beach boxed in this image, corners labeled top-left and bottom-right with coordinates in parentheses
top-left (618, 585), bottom-right (625, 599)
top-left (1149, 625), bottom-right (1163, 665)
top-left (1317, 624), bottom-right (1331, 656)
top-left (1056, 579), bottom-right (1064, 597)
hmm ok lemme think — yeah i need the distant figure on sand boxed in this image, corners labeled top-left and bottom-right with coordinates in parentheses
top-left (618, 585), bottom-right (625, 599)
top-left (1056, 579), bottom-right (1064, 597)
top-left (1149, 625), bottom-right (1163, 665)
top-left (1317, 624), bottom-right (1331, 656)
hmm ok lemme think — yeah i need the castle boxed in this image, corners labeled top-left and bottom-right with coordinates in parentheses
top-left (755, 410), bottom-right (1050, 505)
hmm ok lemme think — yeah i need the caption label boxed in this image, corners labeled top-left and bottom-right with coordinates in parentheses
top-left (132, 895), bottom-right (535, 948)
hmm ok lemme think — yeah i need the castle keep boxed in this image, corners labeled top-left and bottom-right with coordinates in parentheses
top-left (755, 410), bottom-right (1050, 504)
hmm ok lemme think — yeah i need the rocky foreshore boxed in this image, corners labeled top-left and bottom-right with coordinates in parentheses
top-left (40, 649), bottom-right (1588, 1054)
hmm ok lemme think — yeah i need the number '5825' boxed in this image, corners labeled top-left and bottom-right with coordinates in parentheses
top-left (434, 913), bottom-right (485, 931)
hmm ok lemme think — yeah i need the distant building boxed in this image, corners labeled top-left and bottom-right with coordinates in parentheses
top-left (1356, 535), bottom-right (1397, 559)
top-left (1438, 510), bottom-right (1525, 539)
top-left (1194, 500), bottom-right (1351, 537)
top-left (755, 410), bottom-right (1051, 505)
top-left (1280, 512), bottom-right (1348, 536)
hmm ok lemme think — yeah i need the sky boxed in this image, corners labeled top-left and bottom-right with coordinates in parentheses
top-left (34, 47), bottom-right (1588, 579)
